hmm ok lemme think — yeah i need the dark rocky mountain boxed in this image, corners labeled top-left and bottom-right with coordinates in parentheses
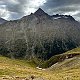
top-left (0, 8), bottom-right (80, 60)
top-left (34, 8), bottom-right (49, 17)
top-left (0, 18), bottom-right (7, 24)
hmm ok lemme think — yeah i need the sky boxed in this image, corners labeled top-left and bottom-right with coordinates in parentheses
top-left (0, 0), bottom-right (80, 21)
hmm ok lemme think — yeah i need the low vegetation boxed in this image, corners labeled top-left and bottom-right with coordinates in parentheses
top-left (40, 47), bottom-right (80, 68)
top-left (0, 48), bottom-right (80, 80)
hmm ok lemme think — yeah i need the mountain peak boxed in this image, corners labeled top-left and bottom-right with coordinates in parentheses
top-left (35, 8), bottom-right (44, 13)
top-left (38, 8), bottom-right (43, 11)
top-left (34, 8), bottom-right (48, 16)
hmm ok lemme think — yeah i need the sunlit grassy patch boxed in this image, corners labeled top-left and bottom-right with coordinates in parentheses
top-left (0, 47), bottom-right (80, 80)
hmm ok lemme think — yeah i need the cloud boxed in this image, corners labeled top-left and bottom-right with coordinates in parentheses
top-left (0, 0), bottom-right (46, 20)
top-left (42, 0), bottom-right (80, 21)
top-left (0, 0), bottom-right (80, 21)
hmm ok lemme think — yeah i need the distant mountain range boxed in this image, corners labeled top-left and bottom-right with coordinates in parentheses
top-left (0, 8), bottom-right (80, 60)
top-left (0, 18), bottom-right (7, 24)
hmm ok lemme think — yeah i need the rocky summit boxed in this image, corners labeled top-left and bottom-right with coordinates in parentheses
top-left (0, 8), bottom-right (80, 60)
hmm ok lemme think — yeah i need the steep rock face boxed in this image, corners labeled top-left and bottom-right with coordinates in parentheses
top-left (0, 8), bottom-right (80, 59)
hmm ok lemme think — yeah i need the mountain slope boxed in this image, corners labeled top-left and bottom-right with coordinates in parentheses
top-left (40, 47), bottom-right (80, 68)
top-left (0, 8), bottom-right (80, 60)
top-left (48, 48), bottom-right (80, 80)
top-left (0, 18), bottom-right (7, 24)
top-left (36, 47), bottom-right (80, 79)
top-left (0, 49), bottom-right (80, 80)
top-left (49, 55), bottom-right (80, 71)
top-left (0, 56), bottom-right (42, 80)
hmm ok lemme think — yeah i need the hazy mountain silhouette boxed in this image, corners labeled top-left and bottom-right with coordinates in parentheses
top-left (0, 18), bottom-right (7, 24)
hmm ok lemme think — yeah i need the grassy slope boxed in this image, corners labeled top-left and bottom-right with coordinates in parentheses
top-left (48, 47), bottom-right (80, 80)
top-left (64, 47), bottom-right (80, 54)
top-left (40, 47), bottom-right (80, 68)
top-left (0, 56), bottom-right (55, 80)
top-left (0, 48), bottom-right (80, 80)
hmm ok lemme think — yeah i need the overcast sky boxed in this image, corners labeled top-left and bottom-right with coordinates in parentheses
top-left (0, 0), bottom-right (80, 21)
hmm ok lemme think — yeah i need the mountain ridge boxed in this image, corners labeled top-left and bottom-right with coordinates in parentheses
top-left (0, 18), bottom-right (7, 24)
top-left (0, 8), bottom-right (80, 60)
top-left (20, 8), bottom-right (76, 21)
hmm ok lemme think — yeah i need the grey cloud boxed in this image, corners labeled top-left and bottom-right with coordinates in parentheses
top-left (0, 0), bottom-right (80, 21)
top-left (0, 0), bottom-right (32, 20)
top-left (49, 5), bottom-right (80, 14)
top-left (42, 0), bottom-right (80, 9)
top-left (0, 0), bottom-right (46, 20)
top-left (41, 0), bottom-right (80, 21)
top-left (42, 0), bottom-right (80, 11)
top-left (0, 0), bottom-right (26, 13)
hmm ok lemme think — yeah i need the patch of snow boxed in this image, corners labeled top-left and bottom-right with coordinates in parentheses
top-left (42, 69), bottom-right (46, 70)
top-left (64, 16), bottom-right (68, 18)
top-left (54, 17), bottom-right (61, 19)
top-left (36, 67), bottom-right (46, 70)
top-left (36, 67), bottom-right (42, 70)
